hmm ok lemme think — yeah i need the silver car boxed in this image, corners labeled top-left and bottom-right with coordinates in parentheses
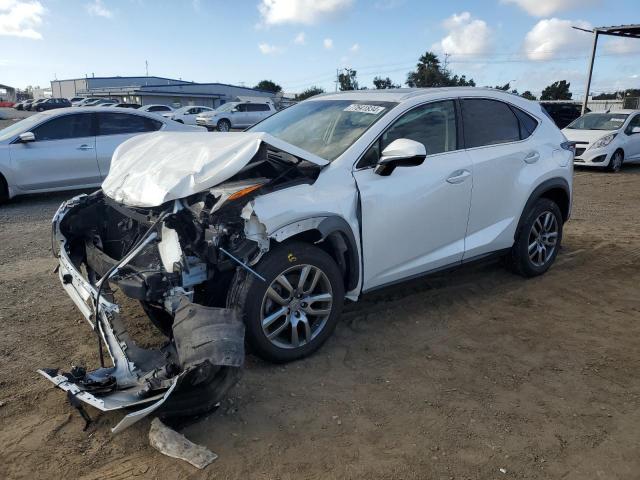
top-left (0, 107), bottom-right (202, 202)
top-left (196, 101), bottom-right (277, 131)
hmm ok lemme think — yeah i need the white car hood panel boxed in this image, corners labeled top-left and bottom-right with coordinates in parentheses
top-left (562, 128), bottom-right (618, 143)
top-left (102, 131), bottom-right (328, 207)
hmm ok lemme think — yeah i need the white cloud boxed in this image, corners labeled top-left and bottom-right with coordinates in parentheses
top-left (294, 31), bottom-right (305, 44)
top-left (501, 0), bottom-right (600, 17)
top-left (323, 38), bottom-right (333, 49)
top-left (604, 37), bottom-right (640, 55)
top-left (86, 0), bottom-right (113, 18)
top-left (258, 0), bottom-right (354, 26)
top-left (523, 18), bottom-right (592, 60)
top-left (434, 12), bottom-right (492, 55)
top-left (258, 42), bottom-right (283, 54)
top-left (350, 42), bottom-right (359, 53)
top-left (0, 0), bottom-right (44, 39)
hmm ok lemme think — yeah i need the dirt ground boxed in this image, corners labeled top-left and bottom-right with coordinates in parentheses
top-left (1, 150), bottom-right (639, 477)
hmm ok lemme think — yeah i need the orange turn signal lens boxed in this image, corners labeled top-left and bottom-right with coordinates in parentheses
top-left (227, 184), bottom-right (263, 201)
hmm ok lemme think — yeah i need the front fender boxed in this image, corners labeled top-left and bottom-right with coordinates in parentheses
top-left (269, 215), bottom-right (361, 292)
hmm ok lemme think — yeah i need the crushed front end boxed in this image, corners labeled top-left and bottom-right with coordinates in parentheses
top-left (42, 140), bottom-right (322, 433)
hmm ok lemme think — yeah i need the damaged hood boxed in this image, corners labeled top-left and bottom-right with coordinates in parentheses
top-left (102, 131), bottom-right (329, 207)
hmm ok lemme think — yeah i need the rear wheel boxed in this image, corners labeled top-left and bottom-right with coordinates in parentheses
top-left (229, 241), bottom-right (345, 363)
top-left (507, 198), bottom-right (563, 277)
top-left (217, 119), bottom-right (231, 132)
top-left (607, 149), bottom-right (624, 173)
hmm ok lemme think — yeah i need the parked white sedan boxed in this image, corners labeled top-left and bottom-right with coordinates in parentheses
top-left (162, 105), bottom-right (214, 125)
top-left (0, 107), bottom-right (203, 202)
top-left (562, 110), bottom-right (640, 172)
top-left (138, 104), bottom-right (174, 116)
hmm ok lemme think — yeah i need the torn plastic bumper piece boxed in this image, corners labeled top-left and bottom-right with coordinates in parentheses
top-left (37, 368), bottom-right (185, 434)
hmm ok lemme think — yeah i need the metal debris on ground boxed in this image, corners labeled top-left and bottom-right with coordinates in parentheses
top-left (149, 418), bottom-right (218, 469)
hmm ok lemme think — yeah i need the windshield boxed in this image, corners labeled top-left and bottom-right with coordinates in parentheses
top-left (567, 113), bottom-right (629, 130)
top-left (0, 112), bottom-right (48, 142)
top-left (248, 100), bottom-right (396, 161)
top-left (215, 102), bottom-right (239, 113)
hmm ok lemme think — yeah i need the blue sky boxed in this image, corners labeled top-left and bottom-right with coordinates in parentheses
top-left (1, 0), bottom-right (639, 98)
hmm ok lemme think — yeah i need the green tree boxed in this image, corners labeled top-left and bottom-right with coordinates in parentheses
top-left (405, 51), bottom-right (475, 88)
top-left (338, 68), bottom-right (358, 91)
top-left (540, 80), bottom-right (572, 100)
top-left (253, 80), bottom-right (282, 93)
top-left (373, 76), bottom-right (400, 89)
top-left (521, 90), bottom-right (537, 101)
top-left (294, 86), bottom-right (325, 101)
top-left (494, 82), bottom-right (511, 91)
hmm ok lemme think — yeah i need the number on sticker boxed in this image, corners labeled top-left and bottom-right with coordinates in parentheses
top-left (344, 104), bottom-right (386, 115)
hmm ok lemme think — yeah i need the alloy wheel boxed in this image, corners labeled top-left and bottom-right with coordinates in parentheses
top-left (528, 211), bottom-right (558, 267)
top-left (611, 151), bottom-right (623, 172)
top-left (218, 121), bottom-right (230, 132)
top-left (260, 264), bottom-right (333, 350)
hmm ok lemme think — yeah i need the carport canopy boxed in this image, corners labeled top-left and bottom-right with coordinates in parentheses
top-left (573, 24), bottom-right (640, 114)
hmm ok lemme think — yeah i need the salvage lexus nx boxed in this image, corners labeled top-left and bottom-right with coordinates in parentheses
top-left (43, 88), bottom-right (573, 431)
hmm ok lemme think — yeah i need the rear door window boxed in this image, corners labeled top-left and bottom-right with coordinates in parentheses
top-left (461, 98), bottom-right (520, 148)
top-left (32, 113), bottom-right (94, 141)
top-left (97, 113), bottom-right (162, 135)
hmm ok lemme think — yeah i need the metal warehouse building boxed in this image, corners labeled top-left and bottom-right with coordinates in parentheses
top-left (50, 76), bottom-right (277, 108)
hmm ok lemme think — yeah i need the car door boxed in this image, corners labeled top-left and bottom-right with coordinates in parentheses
top-left (231, 104), bottom-right (249, 127)
top-left (183, 107), bottom-right (206, 125)
top-left (9, 112), bottom-right (99, 191)
top-left (623, 113), bottom-right (640, 160)
top-left (95, 112), bottom-right (163, 179)
top-left (460, 98), bottom-right (540, 260)
top-left (353, 100), bottom-right (473, 290)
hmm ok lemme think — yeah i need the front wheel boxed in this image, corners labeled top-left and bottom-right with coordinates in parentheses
top-left (607, 150), bottom-right (624, 173)
top-left (507, 198), bottom-right (563, 277)
top-left (217, 119), bottom-right (231, 132)
top-left (229, 241), bottom-right (345, 363)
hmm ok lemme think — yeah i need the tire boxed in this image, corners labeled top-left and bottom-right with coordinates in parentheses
top-left (158, 366), bottom-right (241, 417)
top-left (607, 149), bottom-right (624, 173)
top-left (229, 241), bottom-right (345, 363)
top-left (36, 107), bottom-right (44, 112)
top-left (217, 119), bottom-right (231, 132)
top-left (507, 198), bottom-right (563, 277)
top-left (0, 175), bottom-right (8, 205)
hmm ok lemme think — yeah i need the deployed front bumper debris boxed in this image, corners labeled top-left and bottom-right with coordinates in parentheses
top-left (40, 195), bottom-right (244, 433)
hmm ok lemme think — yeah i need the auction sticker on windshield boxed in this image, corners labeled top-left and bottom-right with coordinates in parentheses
top-left (344, 104), bottom-right (386, 114)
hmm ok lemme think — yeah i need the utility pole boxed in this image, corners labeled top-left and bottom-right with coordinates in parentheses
top-left (582, 30), bottom-right (598, 114)
top-left (335, 68), bottom-right (340, 92)
top-left (443, 53), bottom-right (451, 74)
top-left (573, 25), bottom-right (598, 115)
top-left (145, 60), bottom-right (149, 77)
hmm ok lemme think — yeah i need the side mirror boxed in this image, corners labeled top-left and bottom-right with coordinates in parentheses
top-left (374, 138), bottom-right (426, 176)
top-left (18, 132), bottom-right (35, 143)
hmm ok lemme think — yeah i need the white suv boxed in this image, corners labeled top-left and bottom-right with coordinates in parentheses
top-left (196, 101), bottom-right (276, 131)
top-left (45, 88), bottom-right (572, 428)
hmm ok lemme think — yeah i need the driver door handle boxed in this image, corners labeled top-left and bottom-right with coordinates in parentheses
top-left (77, 144), bottom-right (94, 150)
top-left (446, 169), bottom-right (471, 184)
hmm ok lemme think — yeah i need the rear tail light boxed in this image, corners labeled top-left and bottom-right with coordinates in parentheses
top-left (561, 141), bottom-right (577, 153)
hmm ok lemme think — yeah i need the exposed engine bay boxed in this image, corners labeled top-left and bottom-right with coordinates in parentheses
top-left (40, 140), bottom-right (323, 432)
